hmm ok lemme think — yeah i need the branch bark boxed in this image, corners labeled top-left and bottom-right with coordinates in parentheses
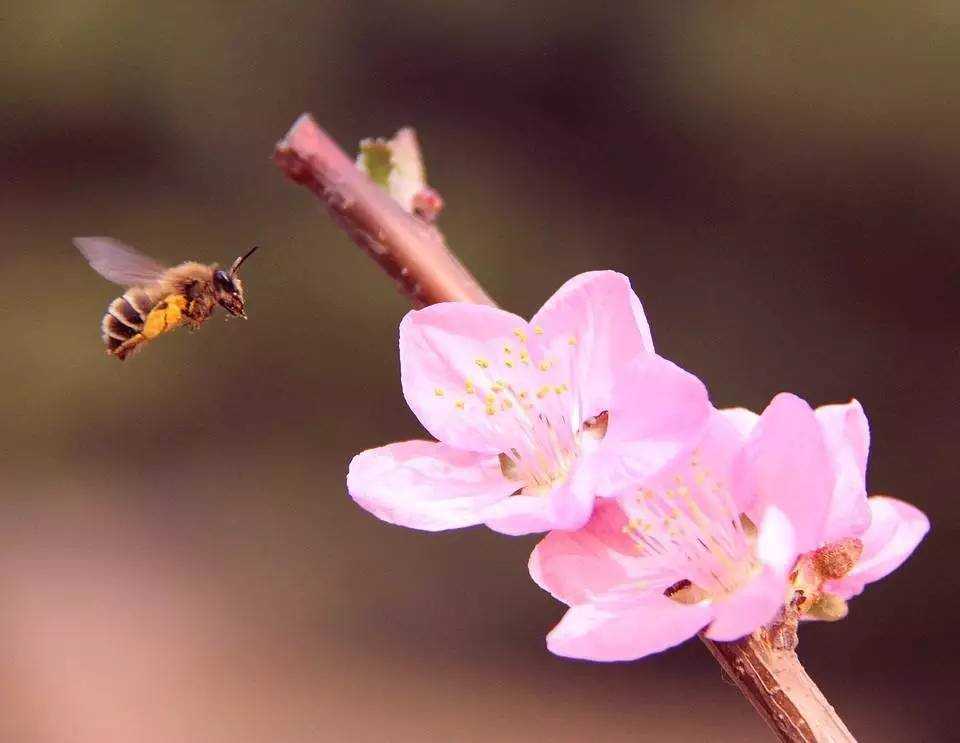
top-left (272, 113), bottom-right (857, 743)
top-left (274, 114), bottom-right (493, 308)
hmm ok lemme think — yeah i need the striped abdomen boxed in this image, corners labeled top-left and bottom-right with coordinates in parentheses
top-left (101, 287), bottom-right (156, 359)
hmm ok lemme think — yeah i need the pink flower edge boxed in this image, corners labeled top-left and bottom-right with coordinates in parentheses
top-left (827, 495), bottom-right (929, 599)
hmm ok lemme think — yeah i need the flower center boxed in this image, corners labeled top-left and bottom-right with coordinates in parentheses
top-left (499, 411), bottom-right (608, 493)
top-left (621, 453), bottom-right (759, 601)
top-left (434, 325), bottom-right (603, 494)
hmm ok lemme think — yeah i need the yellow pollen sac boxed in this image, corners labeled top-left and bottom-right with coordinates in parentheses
top-left (513, 328), bottom-right (527, 343)
top-left (518, 391), bottom-right (528, 400)
top-left (455, 400), bottom-right (465, 410)
top-left (503, 345), bottom-right (512, 355)
top-left (465, 379), bottom-right (475, 394)
top-left (568, 336), bottom-right (577, 346)
top-left (534, 325), bottom-right (544, 335)
top-left (519, 351), bottom-right (530, 364)
top-left (504, 359), bottom-right (515, 368)
top-left (536, 385), bottom-right (551, 399)
top-left (475, 358), bottom-right (490, 369)
top-left (434, 388), bottom-right (445, 397)
top-left (538, 360), bottom-right (551, 372)
top-left (486, 405), bottom-right (496, 416)
top-left (500, 399), bottom-right (513, 411)
top-left (491, 383), bottom-right (504, 393)
top-left (553, 385), bottom-right (565, 394)
top-left (485, 393), bottom-right (496, 405)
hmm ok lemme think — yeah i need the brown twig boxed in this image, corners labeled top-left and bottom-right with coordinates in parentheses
top-left (274, 114), bottom-right (493, 308)
top-left (272, 113), bottom-right (857, 743)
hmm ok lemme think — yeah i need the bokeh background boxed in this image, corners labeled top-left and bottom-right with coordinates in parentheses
top-left (2, 3), bottom-right (957, 741)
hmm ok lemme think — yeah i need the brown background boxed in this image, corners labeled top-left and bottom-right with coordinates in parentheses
top-left (1, 3), bottom-right (956, 741)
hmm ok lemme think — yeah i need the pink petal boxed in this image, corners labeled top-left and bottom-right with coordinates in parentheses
top-left (585, 354), bottom-right (711, 495)
top-left (721, 407), bottom-right (759, 439)
top-left (755, 506), bottom-right (797, 575)
top-left (529, 500), bottom-right (640, 605)
top-left (705, 565), bottom-right (790, 641)
top-left (827, 496), bottom-right (929, 600)
top-left (546, 593), bottom-right (712, 662)
top-left (815, 400), bottom-right (872, 542)
top-left (737, 393), bottom-right (835, 553)
top-left (529, 271), bottom-right (655, 415)
top-left (399, 303), bottom-right (531, 453)
top-left (347, 440), bottom-right (518, 531)
top-left (483, 470), bottom-right (595, 536)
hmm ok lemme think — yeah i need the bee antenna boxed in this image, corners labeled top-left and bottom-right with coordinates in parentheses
top-left (229, 245), bottom-right (260, 276)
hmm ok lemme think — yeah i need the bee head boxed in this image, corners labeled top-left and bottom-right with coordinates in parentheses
top-left (214, 246), bottom-right (258, 318)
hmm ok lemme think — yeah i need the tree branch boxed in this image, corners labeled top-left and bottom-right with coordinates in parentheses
top-left (274, 114), bottom-right (494, 308)
top-left (272, 113), bottom-right (857, 743)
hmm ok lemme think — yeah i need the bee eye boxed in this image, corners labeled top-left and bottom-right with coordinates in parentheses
top-left (213, 270), bottom-right (233, 291)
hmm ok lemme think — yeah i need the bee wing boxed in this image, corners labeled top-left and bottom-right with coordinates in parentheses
top-left (73, 236), bottom-right (167, 287)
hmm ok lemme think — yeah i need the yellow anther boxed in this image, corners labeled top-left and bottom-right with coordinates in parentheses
top-left (568, 336), bottom-right (577, 346)
top-left (501, 399), bottom-right (513, 411)
top-left (486, 405), bottom-right (496, 416)
top-left (513, 328), bottom-right (527, 343)
top-left (534, 325), bottom-right (544, 335)
top-left (536, 385), bottom-right (551, 399)
top-left (465, 379), bottom-right (475, 394)
top-left (538, 360), bottom-right (551, 372)
top-left (434, 388), bottom-right (445, 397)
top-left (554, 385), bottom-right (565, 394)
top-left (455, 400), bottom-right (465, 410)
top-left (485, 393), bottom-right (496, 405)
top-left (491, 383), bottom-right (503, 393)
top-left (519, 350), bottom-right (530, 364)
top-left (518, 391), bottom-right (528, 400)
top-left (504, 359), bottom-right (514, 368)
top-left (503, 345), bottom-right (512, 355)
top-left (475, 358), bottom-right (490, 369)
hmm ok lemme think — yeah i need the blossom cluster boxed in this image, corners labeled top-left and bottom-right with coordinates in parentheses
top-left (347, 272), bottom-right (928, 661)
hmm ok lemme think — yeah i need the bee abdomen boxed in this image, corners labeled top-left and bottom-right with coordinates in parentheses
top-left (101, 288), bottom-right (155, 357)
top-left (109, 295), bottom-right (144, 330)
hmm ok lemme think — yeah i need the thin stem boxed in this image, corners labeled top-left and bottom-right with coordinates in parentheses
top-left (272, 113), bottom-right (857, 743)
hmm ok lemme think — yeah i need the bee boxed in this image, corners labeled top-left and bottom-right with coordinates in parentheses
top-left (74, 236), bottom-right (259, 360)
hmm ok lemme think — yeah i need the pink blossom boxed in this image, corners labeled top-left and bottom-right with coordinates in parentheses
top-left (348, 271), bottom-right (712, 535)
top-left (531, 394), bottom-right (928, 661)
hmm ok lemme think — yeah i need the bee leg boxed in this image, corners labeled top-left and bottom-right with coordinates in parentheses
top-left (113, 333), bottom-right (147, 360)
top-left (184, 296), bottom-right (214, 329)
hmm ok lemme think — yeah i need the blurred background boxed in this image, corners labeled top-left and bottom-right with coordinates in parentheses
top-left (1, 3), bottom-right (957, 741)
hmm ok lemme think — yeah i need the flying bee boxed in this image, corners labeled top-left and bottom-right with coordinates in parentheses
top-left (74, 236), bottom-right (259, 360)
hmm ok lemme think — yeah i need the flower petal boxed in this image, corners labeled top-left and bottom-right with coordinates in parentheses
top-left (755, 505), bottom-right (797, 575)
top-left (529, 271), bottom-right (655, 415)
top-left (347, 440), bottom-right (518, 531)
top-left (705, 565), bottom-right (790, 641)
top-left (815, 400), bottom-right (872, 542)
top-left (826, 496), bottom-right (929, 600)
top-left (585, 354), bottom-right (711, 495)
top-left (483, 472), bottom-right (595, 536)
top-left (399, 303), bottom-right (532, 453)
top-left (546, 594), bottom-right (712, 662)
top-left (737, 393), bottom-right (835, 553)
top-left (529, 500), bottom-right (640, 605)
top-left (721, 407), bottom-right (759, 439)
